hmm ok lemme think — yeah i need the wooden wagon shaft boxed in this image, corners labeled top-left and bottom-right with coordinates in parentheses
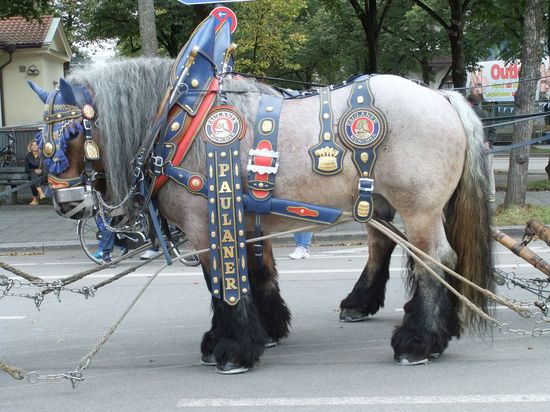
top-left (525, 219), bottom-right (550, 247)
top-left (492, 228), bottom-right (550, 277)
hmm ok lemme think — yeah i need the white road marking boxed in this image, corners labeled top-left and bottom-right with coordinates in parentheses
top-left (6, 246), bottom-right (550, 267)
top-left (395, 305), bottom-right (511, 312)
top-left (0, 316), bottom-right (26, 320)
top-left (176, 394), bottom-right (550, 408)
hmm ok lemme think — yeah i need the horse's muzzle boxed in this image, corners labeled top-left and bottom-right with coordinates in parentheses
top-left (52, 186), bottom-right (97, 220)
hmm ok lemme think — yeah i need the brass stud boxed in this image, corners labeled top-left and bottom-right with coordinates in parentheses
top-left (233, 150), bottom-right (238, 156)
top-left (171, 122), bottom-right (180, 131)
top-left (242, 288), bottom-right (248, 294)
top-left (236, 196), bottom-right (241, 202)
top-left (363, 171), bottom-right (369, 177)
top-left (212, 244), bottom-right (217, 250)
top-left (178, 174), bottom-right (183, 179)
top-left (324, 132), bottom-right (331, 141)
top-left (213, 289), bottom-right (219, 295)
top-left (209, 185), bottom-right (215, 191)
top-left (239, 242), bottom-right (245, 248)
top-left (239, 230), bottom-right (244, 236)
top-left (357, 96), bottom-right (364, 104)
top-left (210, 198), bottom-right (215, 204)
top-left (258, 183), bottom-right (264, 188)
top-left (220, 151), bottom-right (227, 158)
top-left (266, 106), bottom-right (274, 112)
top-left (358, 85), bottom-right (363, 89)
top-left (191, 79), bottom-right (199, 88)
top-left (211, 231), bottom-right (216, 237)
top-left (213, 277), bottom-right (219, 283)
top-left (208, 152), bottom-right (214, 158)
top-left (323, 113), bottom-right (329, 119)
top-left (235, 183), bottom-right (241, 190)
top-left (241, 275), bottom-right (247, 282)
top-left (229, 296), bottom-right (236, 303)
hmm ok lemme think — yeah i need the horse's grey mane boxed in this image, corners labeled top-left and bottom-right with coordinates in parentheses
top-left (67, 58), bottom-right (280, 202)
top-left (67, 58), bottom-right (173, 202)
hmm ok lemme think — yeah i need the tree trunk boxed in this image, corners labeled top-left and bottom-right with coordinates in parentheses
top-left (349, 0), bottom-right (379, 73)
top-left (448, 0), bottom-right (466, 88)
top-left (138, 0), bottom-right (158, 57)
top-left (504, 0), bottom-right (544, 207)
top-left (412, 0), bottom-right (468, 88)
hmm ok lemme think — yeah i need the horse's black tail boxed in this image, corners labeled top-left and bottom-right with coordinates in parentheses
top-left (442, 91), bottom-right (494, 333)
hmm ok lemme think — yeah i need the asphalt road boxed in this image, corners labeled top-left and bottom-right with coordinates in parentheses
top-left (493, 155), bottom-right (548, 173)
top-left (1, 243), bottom-right (550, 411)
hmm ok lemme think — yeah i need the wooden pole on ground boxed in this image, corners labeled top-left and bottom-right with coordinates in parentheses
top-left (492, 228), bottom-right (550, 277)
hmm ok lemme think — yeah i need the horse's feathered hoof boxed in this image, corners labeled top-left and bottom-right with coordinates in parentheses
top-left (264, 337), bottom-right (279, 348)
top-left (200, 354), bottom-right (216, 366)
top-left (339, 308), bottom-right (369, 322)
top-left (395, 354), bottom-right (430, 366)
top-left (216, 362), bottom-right (249, 375)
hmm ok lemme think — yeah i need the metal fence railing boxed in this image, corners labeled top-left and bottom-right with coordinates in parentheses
top-left (483, 101), bottom-right (550, 144)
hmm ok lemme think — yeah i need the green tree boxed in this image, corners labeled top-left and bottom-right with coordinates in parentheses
top-left (504, 0), bottom-right (545, 207)
top-left (0, 0), bottom-right (50, 20)
top-left (409, 0), bottom-right (473, 88)
top-left (78, 0), bottom-right (208, 57)
top-left (232, 0), bottom-right (307, 76)
top-left (379, 1), bottom-right (449, 83)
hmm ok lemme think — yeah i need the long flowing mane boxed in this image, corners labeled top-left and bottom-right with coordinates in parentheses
top-left (67, 58), bottom-right (173, 202)
top-left (68, 59), bottom-right (281, 201)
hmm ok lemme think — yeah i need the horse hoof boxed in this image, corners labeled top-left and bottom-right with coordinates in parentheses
top-left (200, 354), bottom-right (216, 366)
top-left (264, 338), bottom-right (279, 348)
top-left (395, 354), bottom-right (430, 366)
top-left (216, 362), bottom-right (249, 375)
top-left (339, 308), bottom-right (369, 322)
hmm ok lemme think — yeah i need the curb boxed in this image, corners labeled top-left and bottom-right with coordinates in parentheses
top-left (0, 226), bottom-right (528, 255)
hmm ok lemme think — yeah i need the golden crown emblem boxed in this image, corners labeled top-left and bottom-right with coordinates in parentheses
top-left (314, 146), bottom-right (340, 172)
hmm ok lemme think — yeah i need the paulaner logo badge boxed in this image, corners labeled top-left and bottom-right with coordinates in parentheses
top-left (203, 106), bottom-right (245, 145)
top-left (341, 109), bottom-right (384, 147)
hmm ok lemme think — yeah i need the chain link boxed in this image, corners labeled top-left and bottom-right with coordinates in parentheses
top-left (490, 267), bottom-right (550, 336)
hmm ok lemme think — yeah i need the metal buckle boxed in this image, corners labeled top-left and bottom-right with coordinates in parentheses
top-left (151, 155), bottom-right (163, 176)
top-left (358, 177), bottom-right (374, 193)
top-left (83, 118), bottom-right (92, 130)
top-left (247, 149), bottom-right (280, 175)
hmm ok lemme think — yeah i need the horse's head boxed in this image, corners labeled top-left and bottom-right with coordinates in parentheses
top-left (29, 78), bottom-right (103, 219)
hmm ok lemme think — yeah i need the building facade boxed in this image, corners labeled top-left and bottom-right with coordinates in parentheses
top-left (0, 16), bottom-right (72, 127)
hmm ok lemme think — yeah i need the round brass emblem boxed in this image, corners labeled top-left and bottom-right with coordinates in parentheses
top-left (43, 142), bottom-right (55, 157)
top-left (82, 104), bottom-right (95, 120)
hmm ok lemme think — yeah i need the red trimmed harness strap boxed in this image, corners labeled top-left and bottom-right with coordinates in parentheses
top-left (153, 78), bottom-right (219, 193)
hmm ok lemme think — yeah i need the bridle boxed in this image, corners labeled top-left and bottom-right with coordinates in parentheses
top-left (41, 86), bottom-right (103, 219)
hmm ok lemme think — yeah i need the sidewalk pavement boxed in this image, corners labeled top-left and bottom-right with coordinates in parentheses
top-left (1, 187), bottom-right (549, 254)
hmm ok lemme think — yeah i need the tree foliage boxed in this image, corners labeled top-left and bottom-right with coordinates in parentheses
top-left (231, 0), bottom-right (307, 76)
top-left (0, 0), bottom-right (50, 20)
top-left (37, 0), bottom-right (549, 92)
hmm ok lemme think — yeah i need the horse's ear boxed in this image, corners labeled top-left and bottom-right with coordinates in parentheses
top-left (59, 78), bottom-right (77, 106)
top-left (27, 80), bottom-right (49, 103)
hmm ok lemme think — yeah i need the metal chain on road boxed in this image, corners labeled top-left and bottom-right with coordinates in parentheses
top-left (1, 219), bottom-right (355, 387)
top-left (493, 267), bottom-right (549, 313)
top-left (368, 219), bottom-right (550, 338)
top-left (0, 241), bottom-right (154, 308)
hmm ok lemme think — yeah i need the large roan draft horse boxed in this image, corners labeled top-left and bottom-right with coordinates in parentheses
top-left (29, 54), bottom-right (494, 372)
